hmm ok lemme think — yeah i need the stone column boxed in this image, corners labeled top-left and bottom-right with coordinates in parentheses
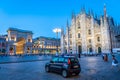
top-left (24, 46), bottom-right (27, 54)
top-left (14, 45), bottom-right (16, 55)
top-left (30, 47), bottom-right (32, 54)
top-left (6, 44), bottom-right (10, 55)
top-left (81, 14), bottom-right (87, 54)
top-left (72, 23), bottom-right (77, 54)
top-left (61, 28), bottom-right (65, 54)
top-left (91, 16), bottom-right (96, 54)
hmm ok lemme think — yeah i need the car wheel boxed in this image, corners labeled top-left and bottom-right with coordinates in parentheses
top-left (75, 72), bottom-right (80, 76)
top-left (62, 70), bottom-right (68, 78)
top-left (45, 66), bottom-right (50, 72)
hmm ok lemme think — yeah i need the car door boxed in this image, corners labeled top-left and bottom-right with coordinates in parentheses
top-left (49, 57), bottom-right (59, 72)
top-left (56, 57), bottom-right (64, 73)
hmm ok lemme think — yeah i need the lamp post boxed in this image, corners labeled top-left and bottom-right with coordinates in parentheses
top-left (53, 28), bottom-right (61, 55)
top-left (42, 40), bottom-right (44, 54)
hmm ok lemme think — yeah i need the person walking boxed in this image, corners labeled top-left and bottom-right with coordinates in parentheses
top-left (111, 55), bottom-right (120, 71)
top-left (104, 54), bottom-right (108, 62)
top-left (102, 53), bottom-right (104, 60)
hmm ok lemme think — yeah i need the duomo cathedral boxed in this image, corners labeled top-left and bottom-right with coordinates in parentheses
top-left (61, 5), bottom-right (120, 54)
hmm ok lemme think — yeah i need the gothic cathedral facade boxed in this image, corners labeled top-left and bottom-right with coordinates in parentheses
top-left (61, 5), bottom-right (119, 54)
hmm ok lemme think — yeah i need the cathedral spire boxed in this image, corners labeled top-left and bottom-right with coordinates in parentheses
top-left (66, 20), bottom-right (69, 33)
top-left (88, 9), bottom-right (91, 16)
top-left (88, 9), bottom-right (94, 17)
top-left (100, 16), bottom-right (103, 26)
top-left (81, 5), bottom-right (86, 14)
top-left (66, 19), bottom-right (69, 28)
top-left (72, 11), bottom-right (75, 19)
top-left (61, 26), bottom-right (64, 36)
top-left (95, 14), bottom-right (98, 19)
top-left (104, 4), bottom-right (107, 20)
top-left (83, 5), bottom-right (85, 13)
top-left (91, 9), bottom-right (94, 17)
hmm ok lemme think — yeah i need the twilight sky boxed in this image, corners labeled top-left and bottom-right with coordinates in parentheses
top-left (0, 0), bottom-right (120, 38)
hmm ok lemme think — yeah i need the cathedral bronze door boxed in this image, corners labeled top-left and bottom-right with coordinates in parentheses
top-left (78, 45), bottom-right (82, 54)
top-left (65, 49), bottom-right (67, 54)
top-left (98, 47), bottom-right (101, 53)
top-left (78, 45), bottom-right (82, 58)
top-left (89, 47), bottom-right (92, 52)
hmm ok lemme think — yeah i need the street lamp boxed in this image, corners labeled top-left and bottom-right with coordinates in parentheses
top-left (53, 28), bottom-right (61, 55)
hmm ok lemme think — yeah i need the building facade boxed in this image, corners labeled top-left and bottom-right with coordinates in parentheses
top-left (0, 35), bottom-right (6, 54)
top-left (6, 28), bottom-right (33, 55)
top-left (61, 5), bottom-right (120, 54)
top-left (32, 36), bottom-right (60, 54)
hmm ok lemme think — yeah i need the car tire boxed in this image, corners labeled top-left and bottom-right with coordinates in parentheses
top-left (75, 72), bottom-right (80, 76)
top-left (62, 70), bottom-right (68, 78)
top-left (45, 66), bottom-right (50, 72)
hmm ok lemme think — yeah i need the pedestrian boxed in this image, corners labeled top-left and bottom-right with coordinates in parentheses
top-left (111, 55), bottom-right (120, 71)
top-left (78, 53), bottom-right (81, 58)
top-left (102, 53), bottom-right (104, 60)
top-left (104, 54), bottom-right (108, 61)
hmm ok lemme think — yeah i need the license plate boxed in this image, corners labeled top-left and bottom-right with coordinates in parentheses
top-left (74, 65), bottom-right (78, 68)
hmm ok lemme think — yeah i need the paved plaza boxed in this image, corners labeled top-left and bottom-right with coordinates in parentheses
top-left (0, 54), bottom-right (120, 80)
top-left (0, 55), bottom-right (52, 64)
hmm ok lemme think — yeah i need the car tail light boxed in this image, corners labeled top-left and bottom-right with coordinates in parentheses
top-left (68, 59), bottom-right (71, 64)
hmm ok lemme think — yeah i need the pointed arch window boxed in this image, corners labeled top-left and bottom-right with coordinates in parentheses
top-left (89, 39), bottom-right (91, 43)
top-left (69, 34), bottom-right (72, 38)
top-left (65, 42), bottom-right (67, 45)
top-left (97, 37), bottom-right (100, 42)
top-left (78, 33), bottom-right (80, 38)
top-left (70, 41), bottom-right (72, 45)
top-left (88, 29), bottom-right (91, 35)
top-left (78, 22), bottom-right (80, 29)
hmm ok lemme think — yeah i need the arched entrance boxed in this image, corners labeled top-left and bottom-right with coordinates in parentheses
top-left (9, 47), bottom-right (14, 55)
top-left (78, 45), bottom-right (82, 58)
top-left (16, 38), bottom-right (26, 54)
top-left (98, 47), bottom-right (101, 53)
top-left (7, 28), bottom-right (33, 55)
top-left (87, 45), bottom-right (93, 54)
top-left (89, 47), bottom-right (93, 52)
top-left (78, 45), bottom-right (82, 54)
top-left (27, 47), bottom-right (30, 53)
top-left (65, 49), bottom-right (67, 54)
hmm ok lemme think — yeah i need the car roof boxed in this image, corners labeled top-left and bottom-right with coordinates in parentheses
top-left (53, 55), bottom-right (76, 58)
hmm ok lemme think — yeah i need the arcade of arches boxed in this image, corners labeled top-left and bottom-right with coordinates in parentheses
top-left (7, 28), bottom-right (33, 55)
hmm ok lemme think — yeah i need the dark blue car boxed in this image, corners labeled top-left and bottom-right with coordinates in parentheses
top-left (45, 56), bottom-right (81, 78)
